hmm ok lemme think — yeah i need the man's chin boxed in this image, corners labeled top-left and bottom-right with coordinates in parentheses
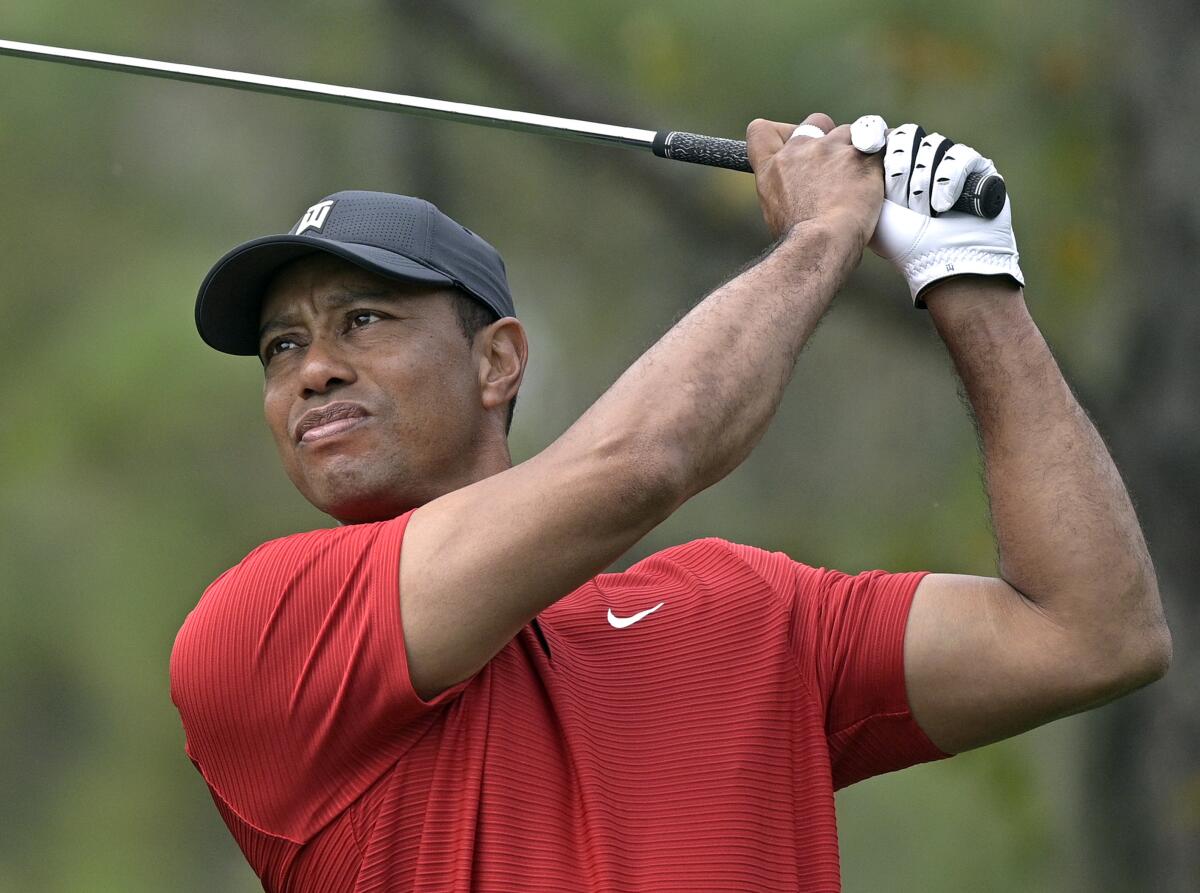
top-left (320, 494), bottom-right (409, 525)
top-left (310, 481), bottom-right (397, 522)
top-left (287, 446), bottom-right (453, 524)
top-left (292, 463), bottom-right (407, 525)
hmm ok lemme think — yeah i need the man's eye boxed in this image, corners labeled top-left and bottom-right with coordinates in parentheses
top-left (349, 310), bottom-right (382, 328)
top-left (262, 337), bottom-right (298, 363)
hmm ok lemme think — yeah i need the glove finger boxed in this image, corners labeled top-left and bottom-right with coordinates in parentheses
top-left (930, 143), bottom-right (994, 214)
top-left (910, 131), bottom-right (954, 216)
top-left (850, 114), bottom-right (889, 153)
top-left (883, 123), bottom-right (923, 206)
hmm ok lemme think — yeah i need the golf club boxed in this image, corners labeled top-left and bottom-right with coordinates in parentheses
top-left (0, 38), bottom-right (1005, 218)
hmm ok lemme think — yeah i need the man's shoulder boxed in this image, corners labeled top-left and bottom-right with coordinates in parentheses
top-left (627, 537), bottom-right (816, 575)
top-left (172, 514), bottom-right (412, 688)
top-left (590, 537), bottom-right (816, 597)
top-left (207, 514), bottom-right (411, 591)
top-left (180, 515), bottom-right (412, 651)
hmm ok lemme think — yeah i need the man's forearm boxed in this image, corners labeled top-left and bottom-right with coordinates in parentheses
top-left (560, 218), bottom-right (860, 501)
top-left (926, 278), bottom-right (1170, 671)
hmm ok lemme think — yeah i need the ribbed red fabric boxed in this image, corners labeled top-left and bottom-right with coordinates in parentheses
top-left (171, 512), bottom-right (947, 892)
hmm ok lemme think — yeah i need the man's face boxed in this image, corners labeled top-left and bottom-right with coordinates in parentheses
top-left (258, 253), bottom-right (488, 523)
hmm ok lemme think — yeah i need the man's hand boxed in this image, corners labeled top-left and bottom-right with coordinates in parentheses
top-left (747, 114), bottom-right (884, 252)
top-left (853, 117), bottom-right (1025, 306)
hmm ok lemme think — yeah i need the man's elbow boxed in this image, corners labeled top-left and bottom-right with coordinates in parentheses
top-left (1131, 615), bottom-right (1172, 686)
top-left (1097, 582), bottom-right (1173, 694)
top-left (1128, 569), bottom-right (1172, 685)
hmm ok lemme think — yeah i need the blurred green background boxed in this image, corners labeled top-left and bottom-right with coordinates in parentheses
top-left (1, 1), bottom-right (1196, 890)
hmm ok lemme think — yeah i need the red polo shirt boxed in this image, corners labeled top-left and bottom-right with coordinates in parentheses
top-left (171, 511), bottom-right (946, 891)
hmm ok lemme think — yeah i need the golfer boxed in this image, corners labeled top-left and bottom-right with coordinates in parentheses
top-left (170, 114), bottom-right (1170, 892)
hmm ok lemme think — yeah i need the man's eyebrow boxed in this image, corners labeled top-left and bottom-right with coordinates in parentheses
top-left (258, 287), bottom-right (400, 342)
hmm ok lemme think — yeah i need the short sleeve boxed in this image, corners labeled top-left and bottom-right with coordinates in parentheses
top-left (169, 511), bottom-right (471, 842)
top-left (723, 543), bottom-right (948, 789)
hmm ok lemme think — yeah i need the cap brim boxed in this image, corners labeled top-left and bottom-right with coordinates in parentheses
top-left (195, 234), bottom-right (456, 356)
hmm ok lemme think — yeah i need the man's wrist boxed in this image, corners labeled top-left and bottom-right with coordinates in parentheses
top-left (924, 276), bottom-right (1035, 347)
top-left (924, 275), bottom-right (1026, 318)
top-left (775, 214), bottom-right (865, 283)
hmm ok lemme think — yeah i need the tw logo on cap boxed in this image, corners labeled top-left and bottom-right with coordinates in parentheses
top-left (293, 200), bottom-right (335, 235)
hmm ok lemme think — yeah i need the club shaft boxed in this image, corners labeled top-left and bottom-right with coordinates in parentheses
top-left (0, 38), bottom-right (1006, 216)
top-left (0, 38), bottom-right (658, 151)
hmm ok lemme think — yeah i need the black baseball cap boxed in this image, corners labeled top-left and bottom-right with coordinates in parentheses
top-left (195, 190), bottom-right (516, 355)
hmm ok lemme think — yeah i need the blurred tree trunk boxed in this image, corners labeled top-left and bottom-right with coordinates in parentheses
top-left (1086, 2), bottom-right (1200, 889)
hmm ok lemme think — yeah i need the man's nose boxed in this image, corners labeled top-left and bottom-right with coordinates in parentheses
top-left (297, 337), bottom-right (356, 397)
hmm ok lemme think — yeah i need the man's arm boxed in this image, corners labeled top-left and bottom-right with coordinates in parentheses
top-left (903, 278), bottom-right (1172, 754)
top-left (400, 117), bottom-right (881, 699)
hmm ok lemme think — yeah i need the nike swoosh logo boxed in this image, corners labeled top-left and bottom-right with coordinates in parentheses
top-left (607, 602), bottom-right (665, 629)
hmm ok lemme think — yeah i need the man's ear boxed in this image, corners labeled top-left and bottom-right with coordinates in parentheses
top-left (477, 317), bottom-right (528, 412)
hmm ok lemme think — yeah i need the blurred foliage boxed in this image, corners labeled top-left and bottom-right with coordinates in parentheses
top-left (0, 0), bottom-right (1169, 890)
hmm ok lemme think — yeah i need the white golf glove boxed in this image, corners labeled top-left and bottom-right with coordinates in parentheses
top-left (850, 115), bottom-right (1025, 308)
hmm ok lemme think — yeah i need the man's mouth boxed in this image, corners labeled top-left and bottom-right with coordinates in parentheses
top-left (294, 402), bottom-right (371, 444)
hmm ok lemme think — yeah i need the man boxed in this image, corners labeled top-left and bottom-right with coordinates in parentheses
top-left (170, 114), bottom-right (1171, 891)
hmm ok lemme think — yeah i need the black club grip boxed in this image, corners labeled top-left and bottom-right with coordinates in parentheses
top-left (652, 131), bottom-right (752, 173)
top-left (651, 130), bottom-right (1006, 219)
